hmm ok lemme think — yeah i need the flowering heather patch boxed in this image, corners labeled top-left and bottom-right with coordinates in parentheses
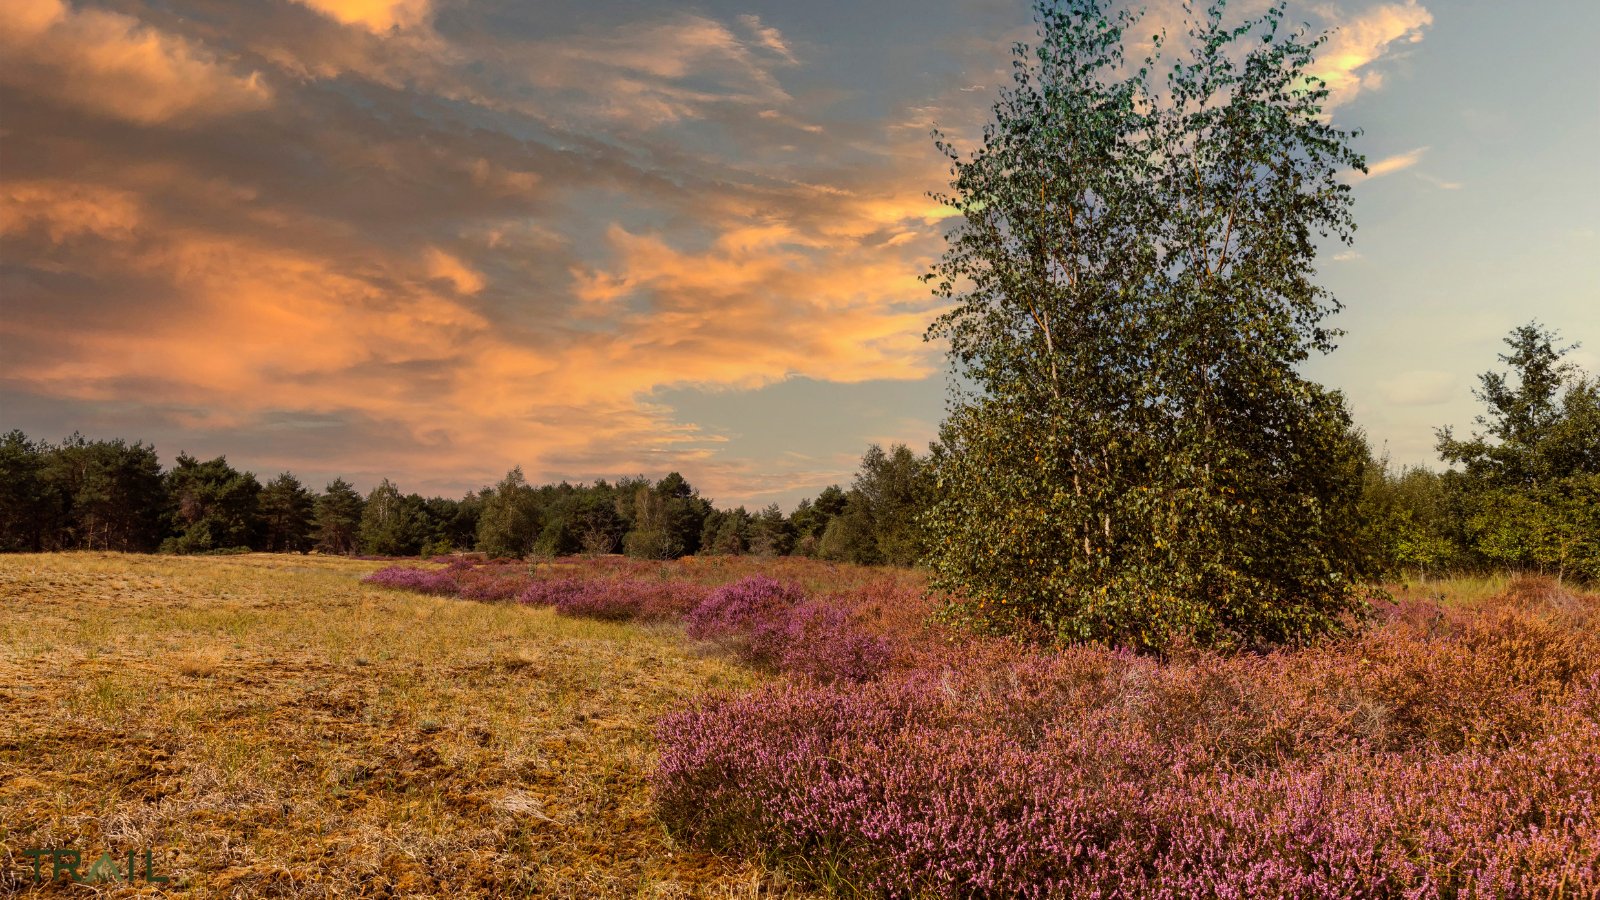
top-left (366, 559), bottom-right (822, 631)
top-left (454, 562), bottom-right (531, 601)
top-left (362, 565), bottom-right (459, 595)
top-left (516, 577), bottom-right (586, 609)
top-left (655, 580), bottom-right (1600, 897)
top-left (362, 560), bottom-right (531, 601)
top-left (360, 558), bottom-right (1597, 893)
top-left (680, 576), bottom-right (897, 683)
top-left (518, 577), bottom-right (710, 622)
top-left (685, 576), bottom-right (806, 663)
top-left (368, 559), bottom-right (971, 684)
top-left (777, 601), bottom-right (894, 683)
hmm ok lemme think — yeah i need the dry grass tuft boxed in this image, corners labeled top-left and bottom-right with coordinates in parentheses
top-left (171, 648), bottom-right (225, 678)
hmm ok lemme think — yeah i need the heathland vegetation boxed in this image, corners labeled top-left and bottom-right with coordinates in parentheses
top-left (4, 0), bottom-right (1598, 895)
top-left (9, 553), bottom-right (1595, 895)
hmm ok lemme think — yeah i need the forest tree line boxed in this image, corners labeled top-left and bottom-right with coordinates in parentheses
top-left (0, 432), bottom-right (931, 565)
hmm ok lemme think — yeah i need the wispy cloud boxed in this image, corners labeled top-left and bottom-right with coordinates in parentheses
top-left (1417, 172), bottom-right (1463, 190)
top-left (737, 14), bottom-right (797, 64)
top-left (517, 14), bottom-right (799, 127)
top-left (1348, 146), bottom-right (1429, 182)
top-left (1312, 0), bottom-right (1432, 107)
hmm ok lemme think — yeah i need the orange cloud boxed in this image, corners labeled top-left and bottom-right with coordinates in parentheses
top-left (577, 219), bottom-right (940, 390)
top-left (0, 0), bottom-right (271, 125)
top-left (1344, 146), bottom-right (1429, 183)
top-left (0, 180), bottom-right (142, 244)
top-left (2, 168), bottom-right (945, 499)
top-left (0, 6), bottom-right (977, 505)
top-left (292, 0), bottom-right (432, 33)
top-left (425, 248), bottom-right (487, 295)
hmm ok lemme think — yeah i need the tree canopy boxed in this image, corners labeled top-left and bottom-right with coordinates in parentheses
top-left (922, 0), bottom-right (1375, 651)
top-left (1437, 323), bottom-right (1600, 489)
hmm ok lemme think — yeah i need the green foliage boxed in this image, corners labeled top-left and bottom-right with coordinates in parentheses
top-left (812, 485), bottom-right (848, 520)
top-left (808, 445), bottom-right (934, 565)
top-left (1426, 323), bottom-right (1600, 582)
top-left (476, 468), bottom-right (541, 558)
top-left (1455, 478), bottom-right (1600, 582)
top-left (573, 489), bottom-right (626, 555)
top-left (922, 0), bottom-right (1373, 651)
top-left (1437, 323), bottom-right (1600, 488)
top-left (1356, 323), bottom-right (1599, 584)
top-left (749, 504), bottom-right (796, 557)
top-left (789, 485), bottom-right (848, 557)
top-left (1359, 459), bottom-right (1461, 574)
top-left (0, 430), bottom-right (55, 552)
top-left (359, 479), bottom-right (426, 556)
top-left (259, 472), bottom-right (315, 553)
top-left (0, 431), bottom-right (733, 562)
top-left (621, 473), bottom-right (712, 559)
top-left (818, 500), bottom-right (879, 565)
top-left (787, 499), bottom-right (820, 557)
top-left (659, 472), bottom-right (713, 558)
top-left (163, 453), bottom-right (262, 554)
top-left (418, 493), bottom-right (480, 555)
top-left (623, 485), bottom-right (678, 560)
top-left (535, 516), bottom-right (582, 557)
top-left (703, 507), bottom-right (753, 556)
top-left (855, 444), bottom-right (934, 565)
top-left (314, 478), bottom-right (365, 555)
top-left (51, 436), bottom-right (168, 552)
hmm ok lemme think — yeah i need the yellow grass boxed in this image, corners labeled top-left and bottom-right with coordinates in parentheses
top-left (0, 553), bottom-right (814, 897)
top-left (1384, 572), bottom-right (1516, 606)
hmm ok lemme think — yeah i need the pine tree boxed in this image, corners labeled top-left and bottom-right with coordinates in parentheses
top-left (259, 472), bottom-right (315, 552)
top-left (314, 478), bottom-right (365, 555)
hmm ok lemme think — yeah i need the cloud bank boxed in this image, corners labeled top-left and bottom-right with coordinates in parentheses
top-left (0, 0), bottom-right (1429, 503)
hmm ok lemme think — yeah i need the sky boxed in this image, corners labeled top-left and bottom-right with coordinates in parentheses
top-left (1, 0), bottom-right (1596, 510)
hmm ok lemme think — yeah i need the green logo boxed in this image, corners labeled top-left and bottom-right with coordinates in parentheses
top-left (21, 848), bottom-right (169, 884)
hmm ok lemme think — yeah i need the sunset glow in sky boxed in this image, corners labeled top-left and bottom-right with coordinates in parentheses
top-left (2, 0), bottom-right (1596, 508)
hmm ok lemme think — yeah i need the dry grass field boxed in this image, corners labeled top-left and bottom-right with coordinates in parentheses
top-left (0, 553), bottom-right (811, 898)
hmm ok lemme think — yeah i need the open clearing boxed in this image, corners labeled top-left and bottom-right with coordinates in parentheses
top-left (0, 553), bottom-right (808, 898)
